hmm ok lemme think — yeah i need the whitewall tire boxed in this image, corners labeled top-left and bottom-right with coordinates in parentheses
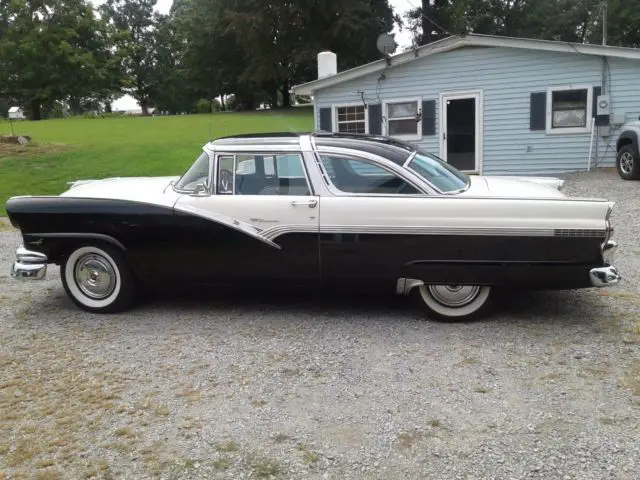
top-left (413, 284), bottom-right (494, 322)
top-left (61, 244), bottom-right (136, 313)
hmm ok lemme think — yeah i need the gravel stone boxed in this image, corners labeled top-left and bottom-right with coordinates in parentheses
top-left (0, 168), bottom-right (639, 479)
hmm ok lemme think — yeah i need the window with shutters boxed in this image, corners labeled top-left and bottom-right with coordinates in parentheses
top-left (333, 104), bottom-right (368, 134)
top-left (383, 98), bottom-right (422, 140)
top-left (546, 85), bottom-right (593, 134)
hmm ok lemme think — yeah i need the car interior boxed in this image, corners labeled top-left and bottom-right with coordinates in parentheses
top-left (320, 156), bottom-right (421, 194)
top-left (224, 155), bottom-right (312, 196)
top-left (217, 153), bottom-right (421, 196)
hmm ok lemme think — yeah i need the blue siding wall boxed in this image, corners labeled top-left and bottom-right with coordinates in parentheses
top-left (314, 46), bottom-right (640, 175)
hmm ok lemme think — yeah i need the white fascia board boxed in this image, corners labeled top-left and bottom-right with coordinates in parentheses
top-left (291, 34), bottom-right (640, 97)
top-left (468, 34), bottom-right (640, 61)
top-left (291, 36), bottom-right (469, 96)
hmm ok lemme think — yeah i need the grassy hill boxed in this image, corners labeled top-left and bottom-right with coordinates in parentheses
top-left (0, 108), bottom-right (314, 214)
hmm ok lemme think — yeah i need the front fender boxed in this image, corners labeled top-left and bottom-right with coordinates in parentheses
top-left (22, 233), bottom-right (126, 260)
top-left (617, 128), bottom-right (640, 155)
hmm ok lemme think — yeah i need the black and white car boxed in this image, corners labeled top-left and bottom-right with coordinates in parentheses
top-left (6, 132), bottom-right (621, 321)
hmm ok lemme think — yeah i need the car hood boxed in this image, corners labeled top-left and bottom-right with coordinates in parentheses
top-left (460, 175), bottom-right (566, 198)
top-left (60, 176), bottom-right (182, 206)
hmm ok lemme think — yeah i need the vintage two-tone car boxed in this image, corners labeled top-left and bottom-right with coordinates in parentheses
top-left (6, 132), bottom-right (621, 321)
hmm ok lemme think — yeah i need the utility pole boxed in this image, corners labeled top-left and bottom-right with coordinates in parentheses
top-left (602, 0), bottom-right (607, 46)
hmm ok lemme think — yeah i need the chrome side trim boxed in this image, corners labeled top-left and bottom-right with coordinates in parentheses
top-left (554, 229), bottom-right (607, 239)
top-left (173, 203), bottom-right (282, 250)
top-left (260, 224), bottom-right (572, 241)
top-left (11, 246), bottom-right (47, 280)
top-left (589, 266), bottom-right (621, 287)
top-left (261, 224), bottom-right (318, 240)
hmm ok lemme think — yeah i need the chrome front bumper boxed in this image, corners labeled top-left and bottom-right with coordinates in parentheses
top-left (589, 241), bottom-right (621, 287)
top-left (10, 246), bottom-right (47, 280)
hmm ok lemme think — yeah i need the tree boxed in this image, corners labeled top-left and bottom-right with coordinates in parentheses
top-left (173, 0), bottom-right (252, 110)
top-left (100, 0), bottom-right (158, 115)
top-left (404, 1), bottom-right (639, 49)
top-left (605, 0), bottom-right (640, 47)
top-left (223, 0), bottom-right (396, 108)
top-left (149, 13), bottom-right (190, 114)
top-left (0, 0), bottom-right (123, 120)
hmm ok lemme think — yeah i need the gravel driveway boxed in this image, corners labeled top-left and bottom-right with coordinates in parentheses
top-left (1, 169), bottom-right (638, 480)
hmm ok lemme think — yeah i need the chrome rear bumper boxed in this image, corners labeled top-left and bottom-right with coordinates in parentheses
top-left (10, 246), bottom-right (47, 280)
top-left (589, 241), bottom-right (621, 287)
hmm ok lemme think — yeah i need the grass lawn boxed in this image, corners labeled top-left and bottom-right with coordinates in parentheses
top-left (0, 107), bottom-right (314, 215)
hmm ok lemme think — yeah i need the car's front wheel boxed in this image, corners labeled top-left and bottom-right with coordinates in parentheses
top-left (413, 284), bottom-right (494, 322)
top-left (61, 244), bottom-right (136, 313)
top-left (616, 145), bottom-right (640, 180)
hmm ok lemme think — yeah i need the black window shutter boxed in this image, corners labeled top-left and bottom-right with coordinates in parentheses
top-left (422, 100), bottom-right (436, 136)
top-left (530, 92), bottom-right (546, 130)
top-left (592, 86), bottom-right (610, 126)
top-left (319, 107), bottom-right (332, 131)
top-left (368, 103), bottom-right (381, 135)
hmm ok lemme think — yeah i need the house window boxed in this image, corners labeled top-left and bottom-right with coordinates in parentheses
top-left (384, 99), bottom-right (421, 139)
top-left (546, 85), bottom-right (592, 134)
top-left (334, 105), bottom-right (367, 134)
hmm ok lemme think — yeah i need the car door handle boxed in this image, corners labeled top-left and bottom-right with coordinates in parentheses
top-left (291, 199), bottom-right (318, 208)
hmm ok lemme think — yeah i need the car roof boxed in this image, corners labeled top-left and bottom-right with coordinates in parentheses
top-left (208, 131), bottom-right (416, 165)
top-left (312, 132), bottom-right (415, 165)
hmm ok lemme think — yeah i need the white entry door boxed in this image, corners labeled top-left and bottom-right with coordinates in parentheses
top-left (439, 90), bottom-right (483, 173)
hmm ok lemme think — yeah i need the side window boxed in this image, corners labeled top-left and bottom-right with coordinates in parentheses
top-left (319, 155), bottom-right (421, 195)
top-left (216, 153), bottom-right (311, 196)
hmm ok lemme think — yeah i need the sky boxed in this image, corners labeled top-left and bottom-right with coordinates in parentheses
top-left (105, 0), bottom-right (416, 110)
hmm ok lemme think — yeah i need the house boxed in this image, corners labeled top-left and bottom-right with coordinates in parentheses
top-left (291, 34), bottom-right (640, 176)
top-left (8, 107), bottom-right (25, 120)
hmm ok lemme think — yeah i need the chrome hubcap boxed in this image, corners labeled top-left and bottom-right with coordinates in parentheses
top-left (74, 254), bottom-right (116, 299)
top-left (427, 285), bottom-right (481, 307)
top-left (620, 152), bottom-right (634, 174)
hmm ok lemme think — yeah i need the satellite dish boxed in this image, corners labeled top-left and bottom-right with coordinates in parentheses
top-left (376, 33), bottom-right (398, 56)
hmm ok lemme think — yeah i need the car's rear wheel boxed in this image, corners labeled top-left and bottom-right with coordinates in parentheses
top-left (616, 145), bottom-right (640, 180)
top-left (413, 284), bottom-right (494, 322)
top-left (61, 244), bottom-right (136, 313)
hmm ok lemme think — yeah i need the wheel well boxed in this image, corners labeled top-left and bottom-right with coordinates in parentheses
top-left (617, 137), bottom-right (632, 152)
top-left (50, 238), bottom-right (127, 266)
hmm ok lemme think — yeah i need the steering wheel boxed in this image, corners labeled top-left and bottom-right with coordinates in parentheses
top-left (218, 169), bottom-right (234, 193)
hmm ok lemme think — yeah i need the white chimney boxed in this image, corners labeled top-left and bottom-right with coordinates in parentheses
top-left (317, 51), bottom-right (337, 79)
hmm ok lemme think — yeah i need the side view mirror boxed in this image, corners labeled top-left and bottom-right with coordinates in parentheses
top-left (190, 183), bottom-right (209, 196)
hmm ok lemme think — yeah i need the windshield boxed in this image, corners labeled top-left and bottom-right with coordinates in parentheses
top-left (406, 150), bottom-right (469, 193)
top-left (174, 151), bottom-right (210, 191)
